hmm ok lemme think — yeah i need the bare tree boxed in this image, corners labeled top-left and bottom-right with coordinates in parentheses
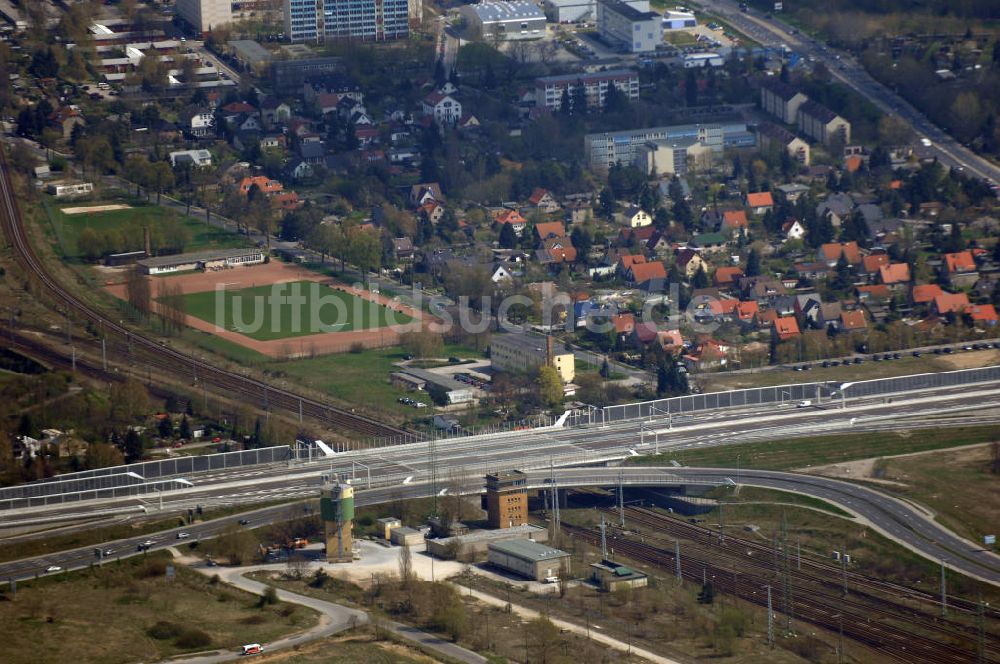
top-left (125, 267), bottom-right (151, 318)
top-left (398, 543), bottom-right (413, 588)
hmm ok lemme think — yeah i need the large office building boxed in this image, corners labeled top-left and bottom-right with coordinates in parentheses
top-left (596, 0), bottom-right (661, 53)
top-left (490, 333), bottom-right (575, 384)
top-left (284, 0), bottom-right (409, 43)
top-left (460, 1), bottom-right (546, 41)
top-left (177, 0), bottom-right (233, 35)
top-left (585, 121), bottom-right (755, 170)
top-left (534, 69), bottom-right (639, 112)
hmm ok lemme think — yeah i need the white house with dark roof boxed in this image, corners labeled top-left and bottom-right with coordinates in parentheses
top-left (798, 100), bottom-right (851, 146)
top-left (422, 91), bottom-right (462, 127)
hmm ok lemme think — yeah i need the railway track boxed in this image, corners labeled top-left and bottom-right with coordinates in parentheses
top-left (0, 149), bottom-right (409, 440)
top-left (561, 505), bottom-right (999, 663)
top-left (621, 505), bottom-right (1000, 622)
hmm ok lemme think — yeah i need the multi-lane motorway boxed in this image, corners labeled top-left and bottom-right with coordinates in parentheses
top-left (3, 383), bottom-right (999, 585)
top-left (694, 0), bottom-right (1000, 183)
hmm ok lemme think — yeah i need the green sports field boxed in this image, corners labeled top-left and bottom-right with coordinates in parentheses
top-left (180, 280), bottom-right (412, 341)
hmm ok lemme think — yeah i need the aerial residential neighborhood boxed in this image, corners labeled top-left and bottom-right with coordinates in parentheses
top-left (0, 0), bottom-right (998, 662)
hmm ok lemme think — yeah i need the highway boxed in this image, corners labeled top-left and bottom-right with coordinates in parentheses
top-left (3, 383), bottom-right (999, 586)
top-left (693, 0), bottom-right (1000, 183)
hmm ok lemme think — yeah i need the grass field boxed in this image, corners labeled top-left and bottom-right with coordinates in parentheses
top-left (698, 348), bottom-right (1000, 392)
top-left (180, 281), bottom-right (412, 341)
top-left (630, 425), bottom-right (1000, 471)
top-left (0, 552), bottom-right (317, 664)
top-left (267, 344), bottom-right (481, 416)
top-left (867, 444), bottom-right (1000, 548)
top-left (54, 203), bottom-right (246, 258)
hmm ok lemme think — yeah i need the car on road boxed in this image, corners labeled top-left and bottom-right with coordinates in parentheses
top-left (912, 351), bottom-right (921, 357)
top-left (239, 519), bottom-right (250, 526)
top-left (797, 400), bottom-right (812, 408)
top-left (242, 643), bottom-right (263, 655)
top-left (920, 137), bottom-right (932, 147)
top-left (176, 532), bottom-right (190, 540)
top-left (45, 565), bottom-right (62, 572)
top-left (104, 549), bottom-right (113, 556)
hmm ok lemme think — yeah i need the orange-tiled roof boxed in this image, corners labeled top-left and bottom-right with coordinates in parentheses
top-left (612, 313), bottom-right (635, 334)
top-left (965, 303), bottom-right (998, 322)
top-left (845, 154), bottom-right (863, 173)
top-left (819, 241), bottom-right (861, 265)
top-left (736, 300), bottom-right (759, 320)
top-left (857, 284), bottom-right (891, 300)
top-left (746, 192), bottom-right (774, 208)
top-left (840, 309), bottom-right (867, 330)
top-left (239, 176), bottom-right (283, 195)
top-left (862, 254), bottom-right (889, 274)
top-left (619, 254), bottom-right (647, 270)
top-left (629, 261), bottom-right (667, 283)
top-left (535, 221), bottom-right (565, 239)
top-left (934, 292), bottom-right (970, 314)
top-left (496, 209), bottom-right (525, 225)
top-left (944, 251), bottom-right (976, 273)
top-left (879, 263), bottom-right (911, 285)
top-left (722, 210), bottom-right (749, 228)
top-left (774, 316), bottom-right (800, 340)
top-left (911, 284), bottom-right (944, 304)
top-left (714, 266), bottom-right (744, 286)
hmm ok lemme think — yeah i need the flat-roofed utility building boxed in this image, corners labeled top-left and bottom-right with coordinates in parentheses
top-left (488, 538), bottom-right (571, 581)
top-left (590, 559), bottom-right (648, 591)
top-left (597, 0), bottom-right (661, 53)
top-left (490, 333), bottom-right (575, 383)
top-left (461, 1), bottom-right (546, 41)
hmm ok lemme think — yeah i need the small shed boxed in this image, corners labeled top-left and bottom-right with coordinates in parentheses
top-left (390, 526), bottom-right (425, 547)
top-left (377, 517), bottom-right (402, 541)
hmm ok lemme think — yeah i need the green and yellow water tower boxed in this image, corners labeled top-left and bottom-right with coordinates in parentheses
top-left (320, 481), bottom-right (354, 563)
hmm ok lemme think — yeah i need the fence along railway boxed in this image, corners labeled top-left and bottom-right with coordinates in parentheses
top-left (0, 148), bottom-right (409, 440)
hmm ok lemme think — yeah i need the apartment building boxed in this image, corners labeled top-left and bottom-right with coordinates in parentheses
top-left (585, 121), bottom-right (754, 170)
top-left (285, 0), bottom-right (409, 42)
top-left (176, 0), bottom-right (233, 35)
top-left (534, 69), bottom-right (639, 112)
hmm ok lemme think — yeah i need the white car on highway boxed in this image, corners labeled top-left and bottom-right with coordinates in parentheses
top-left (45, 565), bottom-right (62, 573)
top-left (920, 137), bottom-right (932, 147)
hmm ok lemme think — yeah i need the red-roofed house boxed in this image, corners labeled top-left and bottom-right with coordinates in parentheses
top-left (878, 263), bottom-right (911, 289)
top-left (818, 241), bottom-right (862, 266)
top-left (239, 176), bottom-right (284, 196)
top-left (495, 209), bottom-right (527, 235)
top-left (682, 339), bottom-right (731, 371)
top-left (611, 313), bottom-right (636, 337)
top-left (538, 237), bottom-right (577, 264)
top-left (943, 251), bottom-right (978, 287)
top-left (617, 254), bottom-right (647, 275)
top-left (736, 300), bottom-right (759, 326)
top-left (862, 254), bottom-right (889, 275)
top-left (721, 210), bottom-right (749, 233)
top-left (422, 91), bottom-right (462, 127)
top-left (534, 221), bottom-right (566, 241)
top-left (745, 191), bottom-right (774, 215)
top-left (844, 154), bottom-right (864, 173)
top-left (840, 309), bottom-right (867, 331)
top-left (271, 192), bottom-right (303, 211)
top-left (528, 188), bottom-right (560, 213)
top-left (420, 201), bottom-right (446, 224)
top-left (714, 266), bottom-right (744, 288)
top-left (965, 303), bottom-right (998, 327)
top-left (773, 316), bottom-right (801, 341)
top-left (933, 292), bottom-right (970, 316)
top-left (856, 284), bottom-right (891, 303)
top-left (627, 260), bottom-right (667, 291)
top-left (911, 284), bottom-right (944, 305)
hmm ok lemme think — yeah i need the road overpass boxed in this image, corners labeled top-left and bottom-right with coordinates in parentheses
top-left (4, 461), bottom-right (1000, 590)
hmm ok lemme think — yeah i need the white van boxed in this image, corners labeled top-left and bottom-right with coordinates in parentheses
top-left (241, 643), bottom-right (263, 655)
